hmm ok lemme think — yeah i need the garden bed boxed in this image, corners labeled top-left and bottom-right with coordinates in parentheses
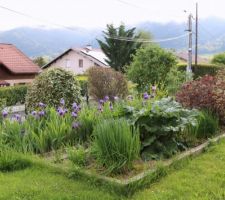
top-left (43, 132), bottom-right (225, 195)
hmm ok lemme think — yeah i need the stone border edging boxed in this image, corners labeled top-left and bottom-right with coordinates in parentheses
top-left (73, 133), bottom-right (225, 186)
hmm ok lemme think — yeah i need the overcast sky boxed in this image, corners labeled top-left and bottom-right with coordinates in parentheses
top-left (0, 0), bottom-right (223, 30)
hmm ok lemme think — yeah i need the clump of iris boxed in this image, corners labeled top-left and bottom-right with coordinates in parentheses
top-left (2, 110), bottom-right (8, 118)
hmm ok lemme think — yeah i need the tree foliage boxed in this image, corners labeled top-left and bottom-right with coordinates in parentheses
top-left (33, 56), bottom-right (47, 67)
top-left (211, 52), bottom-right (225, 65)
top-left (127, 45), bottom-right (177, 92)
top-left (97, 24), bottom-right (142, 72)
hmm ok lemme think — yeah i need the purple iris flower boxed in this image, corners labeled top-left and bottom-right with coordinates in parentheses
top-left (72, 102), bottom-right (78, 110)
top-left (104, 96), bottom-right (109, 102)
top-left (143, 92), bottom-right (149, 100)
top-left (38, 110), bottom-right (45, 117)
top-left (38, 102), bottom-right (46, 108)
top-left (13, 114), bottom-right (22, 122)
top-left (71, 112), bottom-right (77, 118)
top-left (109, 102), bottom-right (113, 110)
top-left (99, 99), bottom-right (104, 105)
top-left (60, 98), bottom-right (65, 106)
top-left (57, 107), bottom-right (65, 116)
top-left (2, 110), bottom-right (8, 118)
top-left (72, 122), bottom-right (80, 129)
top-left (98, 104), bottom-right (103, 112)
top-left (31, 111), bottom-right (37, 116)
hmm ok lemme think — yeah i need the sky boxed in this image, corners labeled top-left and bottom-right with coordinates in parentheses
top-left (0, 0), bottom-right (224, 30)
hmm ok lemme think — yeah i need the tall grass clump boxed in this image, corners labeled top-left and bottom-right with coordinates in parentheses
top-left (92, 118), bottom-right (140, 174)
top-left (183, 110), bottom-right (219, 141)
top-left (0, 143), bottom-right (31, 172)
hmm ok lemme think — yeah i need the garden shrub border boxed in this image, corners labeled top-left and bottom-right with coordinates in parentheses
top-left (177, 63), bottom-right (222, 79)
top-left (48, 133), bottom-right (225, 196)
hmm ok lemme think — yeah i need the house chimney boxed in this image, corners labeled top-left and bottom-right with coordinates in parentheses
top-left (85, 44), bottom-right (92, 52)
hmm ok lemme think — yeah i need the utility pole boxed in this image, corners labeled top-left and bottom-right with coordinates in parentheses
top-left (187, 13), bottom-right (193, 73)
top-left (195, 2), bottom-right (198, 67)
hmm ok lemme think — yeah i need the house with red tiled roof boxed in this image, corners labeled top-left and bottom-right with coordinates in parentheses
top-left (0, 43), bottom-right (41, 86)
top-left (43, 45), bottom-right (109, 75)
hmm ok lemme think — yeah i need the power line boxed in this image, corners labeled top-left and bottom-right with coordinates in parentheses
top-left (104, 32), bottom-right (189, 43)
top-left (0, 5), bottom-right (80, 31)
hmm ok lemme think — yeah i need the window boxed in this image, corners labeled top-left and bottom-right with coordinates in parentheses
top-left (79, 59), bottom-right (83, 68)
top-left (65, 59), bottom-right (71, 68)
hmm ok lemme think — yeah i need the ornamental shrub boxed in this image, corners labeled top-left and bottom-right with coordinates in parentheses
top-left (25, 68), bottom-right (81, 111)
top-left (127, 97), bottom-right (198, 160)
top-left (0, 85), bottom-right (27, 106)
top-left (88, 67), bottom-right (128, 101)
top-left (212, 68), bottom-right (225, 124)
top-left (176, 75), bottom-right (215, 110)
top-left (127, 45), bottom-right (177, 92)
top-left (177, 63), bottom-right (221, 79)
top-left (92, 118), bottom-right (140, 174)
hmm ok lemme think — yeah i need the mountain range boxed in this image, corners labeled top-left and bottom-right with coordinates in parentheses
top-left (0, 17), bottom-right (225, 58)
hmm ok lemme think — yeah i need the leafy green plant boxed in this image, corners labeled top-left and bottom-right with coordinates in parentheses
top-left (195, 110), bottom-right (219, 139)
top-left (92, 118), bottom-right (140, 174)
top-left (0, 144), bottom-right (31, 172)
top-left (177, 63), bottom-right (221, 79)
top-left (25, 68), bottom-right (81, 112)
top-left (67, 145), bottom-right (88, 167)
top-left (165, 66), bottom-right (186, 95)
top-left (127, 45), bottom-right (177, 92)
top-left (126, 97), bottom-right (199, 160)
top-left (0, 85), bottom-right (27, 106)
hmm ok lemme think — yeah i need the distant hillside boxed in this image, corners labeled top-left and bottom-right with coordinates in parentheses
top-left (0, 17), bottom-right (225, 57)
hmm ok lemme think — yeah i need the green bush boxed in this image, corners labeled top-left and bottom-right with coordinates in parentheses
top-left (0, 85), bottom-right (27, 106)
top-left (165, 66), bottom-right (186, 95)
top-left (125, 97), bottom-right (199, 160)
top-left (67, 146), bottom-right (88, 167)
top-left (195, 110), bottom-right (219, 139)
top-left (127, 45), bottom-right (177, 92)
top-left (211, 52), bottom-right (225, 65)
top-left (0, 144), bottom-right (31, 172)
top-left (177, 63), bottom-right (221, 79)
top-left (25, 68), bottom-right (81, 111)
top-left (88, 67), bottom-right (128, 101)
top-left (92, 118), bottom-right (140, 174)
top-left (78, 79), bottom-right (88, 97)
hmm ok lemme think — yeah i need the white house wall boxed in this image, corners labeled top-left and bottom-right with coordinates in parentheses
top-left (48, 50), bottom-right (99, 75)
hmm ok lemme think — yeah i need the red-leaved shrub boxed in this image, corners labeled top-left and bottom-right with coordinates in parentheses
top-left (212, 68), bottom-right (225, 123)
top-left (176, 75), bottom-right (215, 110)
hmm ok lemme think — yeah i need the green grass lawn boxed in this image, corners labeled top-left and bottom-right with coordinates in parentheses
top-left (2, 139), bottom-right (225, 200)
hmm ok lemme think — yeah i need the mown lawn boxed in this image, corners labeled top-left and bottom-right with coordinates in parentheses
top-left (2, 139), bottom-right (225, 200)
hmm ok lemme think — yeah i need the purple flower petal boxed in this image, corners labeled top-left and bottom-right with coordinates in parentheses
top-left (72, 122), bottom-right (80, 129)
top-left (2, 110), bottom-right (8, 118)
top-left (60, 98), bottom-right (65, 106)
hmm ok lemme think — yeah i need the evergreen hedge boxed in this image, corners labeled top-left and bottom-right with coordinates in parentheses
top-left (0, 85), bottom-right (27, 106)
top-left (177, 63), bottom-right (222, 79)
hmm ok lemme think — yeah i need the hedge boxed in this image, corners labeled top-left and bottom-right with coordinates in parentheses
top-left (0, 85), bottom-right (28, 106)
top-left (177, 63), bottom-right (222, 79)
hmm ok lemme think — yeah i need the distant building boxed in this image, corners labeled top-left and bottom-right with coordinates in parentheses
top-left (43, 45), bottom-right (109, 74)
top-left (176, 52), bottom-right (210, 64)
top-left (0, 43), bottom-right (41, 86)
